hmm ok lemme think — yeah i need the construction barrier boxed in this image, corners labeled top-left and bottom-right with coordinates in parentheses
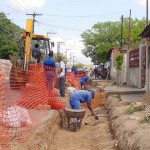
top-left (0, 63), bottom-right (66, 149)
top-left (66, 72), bottom-right (80, 89)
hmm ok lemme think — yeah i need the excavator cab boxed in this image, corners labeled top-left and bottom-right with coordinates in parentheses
top-left (21, 33), bottom-right (52, 65)
top-left (9, 19), bottom-right (54, 89)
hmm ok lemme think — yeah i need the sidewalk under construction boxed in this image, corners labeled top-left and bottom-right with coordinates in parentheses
top-left (0, 62), bottom-right (150, 150)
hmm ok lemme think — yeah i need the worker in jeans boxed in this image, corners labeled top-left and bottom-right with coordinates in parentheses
top-left (69, 89), bottom-right (95, 116)
top-left (57, 55), bottom-right (65, 97)
top-left (43, 51), bottom-right (56, 89)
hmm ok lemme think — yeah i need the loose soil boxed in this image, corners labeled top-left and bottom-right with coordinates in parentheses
top-left (51, 106), bottom-right (115, 150)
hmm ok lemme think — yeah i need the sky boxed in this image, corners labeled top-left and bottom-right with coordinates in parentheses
top-left (0, 0), bottom-right (149, 65)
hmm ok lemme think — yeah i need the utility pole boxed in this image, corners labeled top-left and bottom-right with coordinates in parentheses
top-left (57, 42), bottom-right (65, 56)
top-left (73, 56), bottom-right (76, 65)
top-left (128, 10), bottom-right (131, 50)
top-left (146, 0), bottom-right (149, 26)
top-left (120, 15), bottom-right (123, 49)
top-left (146, 0), bottom-right (149, 93)
top-left (70, 53), bottom-right (72, 66)
top-left (26, 12), bottom-right (42, 33)
top-left (65, 49), bottom-right (71, 57)
top-left (47, 32), bottom-right (56, 51)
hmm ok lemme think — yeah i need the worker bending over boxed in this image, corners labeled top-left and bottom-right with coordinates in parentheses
top-left (69, 89), bottom-right (95, 116)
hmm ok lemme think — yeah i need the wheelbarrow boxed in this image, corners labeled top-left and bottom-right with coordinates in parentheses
top-left (64, 109), bottom-right (86, 131)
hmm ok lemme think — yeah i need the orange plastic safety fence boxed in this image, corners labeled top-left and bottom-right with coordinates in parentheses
top-left (0, 63), bottom-right (66, 149)
top-left (66, 72), bottom-right (80, 89)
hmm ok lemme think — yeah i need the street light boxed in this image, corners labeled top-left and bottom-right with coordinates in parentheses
top-left (47, 32), bottom-right (56, 36)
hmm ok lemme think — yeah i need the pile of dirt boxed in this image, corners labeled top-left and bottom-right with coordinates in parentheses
top-left (105, 95), bottom-right (150, 150)
top-left (83, 92), bottom-right (105, 109)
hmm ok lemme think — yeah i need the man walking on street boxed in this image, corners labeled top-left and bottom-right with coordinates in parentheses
top-left (57, 55), bottom-right (65, 97)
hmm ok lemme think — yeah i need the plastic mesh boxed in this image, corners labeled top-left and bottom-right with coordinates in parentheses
top-left (0, 62), bottom-right (66, 149)
top-left (66, 72), bottom-right (80, 89)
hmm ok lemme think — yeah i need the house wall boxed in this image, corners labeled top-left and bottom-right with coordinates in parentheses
top-left (120, 53), bottom-right (127, 84)
top-left (126, 44), bottom-right (143, 88)
top-left (110, 45), bottom-right (143, 88)
top-left (0, 59), bottom-right (12, 78)
top-left (110, 51), bottom-right (116, 80)
top-left (110, 49), bottom-right (127, 85)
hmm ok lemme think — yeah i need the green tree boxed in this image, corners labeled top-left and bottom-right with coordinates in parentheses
top-left (76, 63), bottom-right (84, 68)
top-left (0, 12), bottom-right (25, 59)
top-left (54, 53), bottom-right (68, 64)
top-left (114, 54), bottom-right (123, 70)
top-left (81, 18), bottom-right (146, 63)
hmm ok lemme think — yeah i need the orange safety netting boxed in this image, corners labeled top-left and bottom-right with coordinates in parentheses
top-left (66, 72), bottom-right (80, 89)
top-left (0, 63), bottom-right (66, 149)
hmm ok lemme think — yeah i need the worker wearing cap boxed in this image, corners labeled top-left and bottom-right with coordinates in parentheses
top-left (69, 89), bottom-right (95, 116)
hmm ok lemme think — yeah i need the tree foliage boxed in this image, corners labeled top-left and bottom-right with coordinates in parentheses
top-left (81, 18), bottom-right (146, 63)
top-left (53, 53), bottom-right (68, 64)
top-left (76, 63), bottom-right (84, 68)
top-left (0, 12), bottom-right (25, 59)
top-left (114, 54), bottom-right (123, 70)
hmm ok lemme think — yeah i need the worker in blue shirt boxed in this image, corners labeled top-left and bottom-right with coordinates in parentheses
top-left (71, 65), bottom-right (77, 74)
top-left (80, 75), bottom-right (89, 90)
top-left (43, 51), bottom-right (56, 67)
top-left (43, 51), bottom-right (56, 89)
top-left (69, 89), bottom-right (95, 116)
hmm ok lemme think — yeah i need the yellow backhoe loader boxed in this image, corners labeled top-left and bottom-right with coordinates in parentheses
top-left (9, 19), bottom-right (53, 89)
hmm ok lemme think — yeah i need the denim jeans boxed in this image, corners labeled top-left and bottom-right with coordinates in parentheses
top-left (45, 71), bottom-right (55, 89)
top-left (59, 76), bottom-right (65, 97)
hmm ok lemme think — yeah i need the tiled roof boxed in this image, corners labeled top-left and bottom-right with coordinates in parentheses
top-left (139, 24), bottom-right (150, 38)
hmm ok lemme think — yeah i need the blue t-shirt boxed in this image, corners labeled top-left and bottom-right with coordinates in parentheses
top-left (80, 76), bottom-right (88, 85)
top-left (71, 67), bottom-right (77, 73)
top-left (70, 90), bottom-right (92, 106)
top-left (44, 57), bottom-right (56, 67)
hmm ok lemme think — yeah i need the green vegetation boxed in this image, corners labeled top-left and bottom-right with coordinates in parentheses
top-left (140, 116), bottom-right (150, 124)
top-left (125, 107), bottom-right (144, 115)
top-left (54, 53), bottom-right (68, 64)
top-left (76, 63), bottom-right (84, 68)
top-left (115, 94), bottom-right (122, 101)
top-left (115, 54), bottom-right (124, 70)
top-left (0, 12), bottom-right (25, 59)
top-left (81, 18), bottom-right (146, 63)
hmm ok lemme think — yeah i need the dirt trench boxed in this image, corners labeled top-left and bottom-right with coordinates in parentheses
top-left (50, 106), bottom-right (116, 150)
top-left (8, 92), bottom-right (116, 150)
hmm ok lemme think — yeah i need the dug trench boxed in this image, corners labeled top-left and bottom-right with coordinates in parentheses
top-left (9, 92), bottom-right (150, 150)
top-left (8, 92), bottom-right (116, 150)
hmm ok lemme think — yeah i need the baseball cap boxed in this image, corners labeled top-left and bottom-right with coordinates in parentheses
top-left (88, 89), bottom-right (95, 98)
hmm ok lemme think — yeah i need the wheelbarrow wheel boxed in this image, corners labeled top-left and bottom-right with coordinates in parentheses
top-left (73, 122), bottom-right (77, 132)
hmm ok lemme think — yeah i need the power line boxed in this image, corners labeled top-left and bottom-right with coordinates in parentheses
top-left (14, 0), bottom-right (31, 12)
top-left (36, 20), bottom-right (83, 32)
top-left (43, 10), bottom-right (129, 18)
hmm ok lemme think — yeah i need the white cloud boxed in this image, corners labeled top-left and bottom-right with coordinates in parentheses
top-left (136, 0), bottom-right (146, 7)
top-left (50, 37), bottom-right (92, 65)
top-left (7, 0), bottom-right (46, 12)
